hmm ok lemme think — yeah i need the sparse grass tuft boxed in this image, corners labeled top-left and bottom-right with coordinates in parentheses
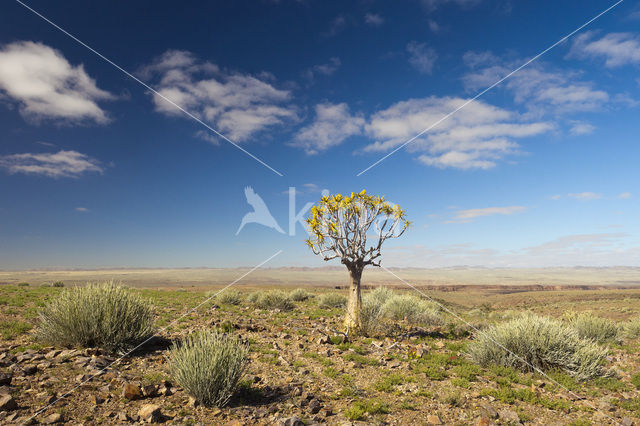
top-left (168, 331), bottom-right (249, 407)
top-left (381, 294), bottom-right (443, 326)
top-left (52, 281), bottom-right (65, 288)
top-left (466, 313), bottom-right (608, 380)
top-left (37, 282), bottom-right (155, 354)
top-left (344, 399), bottom-right (390, 420)
top-left (624, 317), bottom-right (640, 339)
top-left (0, 320), bottom-right (33, 339)
top-left (317, 293), bottom-right (347, 309)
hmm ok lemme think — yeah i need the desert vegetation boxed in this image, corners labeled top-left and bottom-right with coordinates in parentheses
top-left (1, 281), bottom-right (640, 424)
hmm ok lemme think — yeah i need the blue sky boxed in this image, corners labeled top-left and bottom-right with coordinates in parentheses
top-left (0, 0), bottom-right (639, 269)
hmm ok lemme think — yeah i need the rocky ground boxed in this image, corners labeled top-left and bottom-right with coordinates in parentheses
top-left (1, 284), bottom-right (640, 425)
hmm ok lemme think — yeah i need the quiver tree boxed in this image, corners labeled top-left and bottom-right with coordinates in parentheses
top-left (305, 190), bottom-right (409, 332)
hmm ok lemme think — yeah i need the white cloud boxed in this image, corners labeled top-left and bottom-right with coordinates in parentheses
top-left (406, 41), bottom-right (437, 74)
top-left (569, 121), bottom-right (596, 135)
top-left (567, 192), bottom-right (602, 200)
top-left (141, 50), bottom-right (297, 142)
top-left (75, 207), bottom-right (89, 212)
top-left (0, 41), bottom-right (114, 124)
top-left (551, 194), bottom-right (562, 200)
top-left (619, 192), bottom-right (632, 199)
top-left (447, 206), bottom-right (526, 223)
top-left (428, 20), bottom-right (442, 33)
top-left (364, 96), bottom-right (553, 169)
top-left (463, 51), bottom-right (611, 116)
top-left (569, 32), bottom-right (640, 68)
top-left (292, 102), bottom-right (364, 154)
top-left (364, 13), bottom-right (384, 26)
top-left (420, 0), bottom-right (480, 11)
top-left (325, 15), bottom-right (347, 37)
top-left (304, 57), bottom-right (341, 81)
top-left (0, 150), bottom-right (103, 178)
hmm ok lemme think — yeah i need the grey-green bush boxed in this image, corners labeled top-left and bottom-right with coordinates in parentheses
top-left (37, 282), bottom-right (154, 354)
top-left (290, 288), bottom-right (314, 302)
top-left (215, 289), bottom-right (243, 305)
top-left (466, 313), bottom-right (608, 381)
top-left (52, 281), bottom-right (65, 288)
top-left (255, 290), bottom-right (294, 311)
top-left (381, 294), bottom-right (443, 326)
top-left (317, 293), bottom-right (347, 309)
top-left (246, 291), bottom-right (261, 304)
top-left (625, 318), bottom-right (640, 339)
top-left (168, 331), bottom-right (248, 407)
top-left (360, 287), bottom-right (393, 336)
top-left (565, 312), bottom-right (620, 343)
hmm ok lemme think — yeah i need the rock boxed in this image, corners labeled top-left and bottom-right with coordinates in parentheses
top-left (427, 414), bottom-right (442, 425)
top-left (478, 403), bottom-right (498, 419)
top-left (22, 365), bottom-right (37, 375)
top-left (476, 418), bottom-right (493, 426)
top-left (317, 336), bottom-right (329, 345)
top-left (621, 417), bottom-right (634, 426)
top-left (90, 394), bottom-right (105, 405)
top-left (308, 398), bottom-right (322, 414)
top-left (123, 383), bottom-right (142, 400)
top-left (43, 413), bottom-right (62, 424)
top-left (0, 373), bottom-right (11, 385)
top-left (434, 341), bottom-right (445, 349)
top-left (279, 416), bottom-right (304, 426)
top-left (188, 395), bottom-right (199, 408)
top-left (0, 394), bottom-right (17, 411)
top-left (117, 412), bottom-right (129, 422)
top-left (498, 409), bottom-right (520, 423)
top-left (138, 404), bottom-right (162, 423)
top-left (44, 350), bottom-right (61, 360)
top-left (142, 384), bottom-right (158, 397)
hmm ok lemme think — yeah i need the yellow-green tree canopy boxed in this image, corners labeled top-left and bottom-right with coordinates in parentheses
top-left (305, 190), bottom-right (410, 270)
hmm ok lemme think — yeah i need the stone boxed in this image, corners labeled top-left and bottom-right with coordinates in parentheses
top-left (478, 403), bottom-right (498, 419)
top-left (90, 394), bottom-right (105, 405)
top-left (621, 417), bottom-right (634, 426)
top-left (434, 341), bottom-right (445, 349)
top-left (427, 414), bottom-right (442, 425)
top-left (308, 398), bottom-right (322, 414)
top-left (476, 418), bottom-right (493, 426)
top-left (0, 373), bottom-right (11, 385)
top-left (279, 416), bottom-right (304, 426)
top-left (0, 394), bottom-right (17, 411)
top-left (22, 365), bottom-right (37, 375)
top-left (142, 384), bottom-right (158, 397)
top-left (123, 383), bottom-right (142, 400)
top-left (117, 412), bottom-right (129, 422)
top-left (43, 413), bottom-right (62, 424)
top-left (498, 409), bottom-right (520, 423)
top-left (188, 395), bottom-right (199, 407)
top-left (138, 404), bottom-right (162, 423)
top-left (44, 350), bottom-right (61, 360)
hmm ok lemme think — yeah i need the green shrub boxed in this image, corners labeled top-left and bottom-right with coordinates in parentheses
top-left (37, 282), bottom-right (155, 354)
top-left (215, 289), bottom-right (243, 305)
top-left (17, 282), bottom-right (29, 287)
top-left (317, 293), bottom-right (347, 309)
top-left (255, 290), bottom-right (294, 311)
top-left (565, 312), bottom-right (620, 343)
top-left (466, 313), bottom-right (608, 381)
top-left (632, 373), bottom-right (640, 389)
top-left (381, 294), bottom-right (443, 326)
top-left (168, 331), bottom-right (248, 407)
top-left (289, 288), bottom-right (314, 302)
top-left (52, 281), bottom-right (65, 288)
top-left (0, 320), bottom-right (33, 339)
top-left (624, 318), bottom-right (640, 339)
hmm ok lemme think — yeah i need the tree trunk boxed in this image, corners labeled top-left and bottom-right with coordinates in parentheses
top-left (344, 267), bottom-right (363, 332)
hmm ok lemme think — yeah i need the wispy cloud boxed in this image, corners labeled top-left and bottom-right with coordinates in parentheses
top-left (304, 57), bottom-right (341, 81)
top-left (324, 15), bottom-right (347, 37)
top-left (0, 41), bottom-right (114, 124)
top-left (75, 207), bottom-right (89, 212)
top-left (292, 102), bottom-right (364, 154)
top-left (420, 0), bottom-right (481, 11)
top-left (569, 121), bottom-right (596, 135)
top-left (446, 206), bottom-right (527, 223)
top-left (619, 192), bottom-right (632, 199)
top-left (140, 50), bottom-right (297, 142)
top-left (567, 192), bottom-right (602, 200)
top-left (0, 150), bottom-right (103, 178)
top-left (364, 96), bottom-right (553, 169)
top-left (569, 31), bottom-right (640, 68)
top-left (364, 13), bottom-right (384, 26)
top-left (406, 41), bottom-right (437, 74)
